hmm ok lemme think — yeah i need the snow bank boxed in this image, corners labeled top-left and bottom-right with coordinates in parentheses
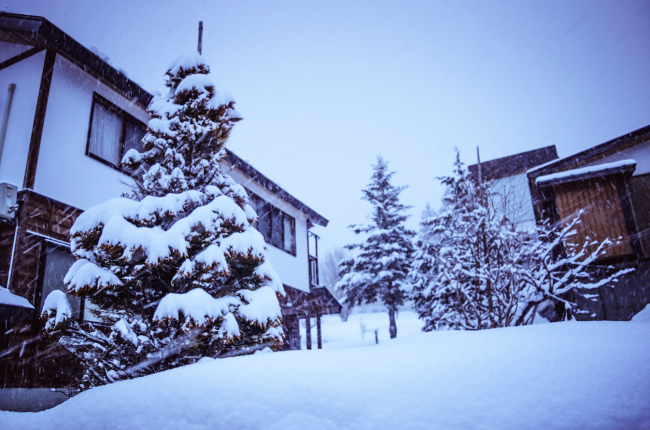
top-left (0, 286), bottom-right (34, 309)
top-left (3, 321), bottom-right (648, 429)
top-left (632, 305), bottom-right (650, 323)
top-left (536, 159), bottom-right (636, 185)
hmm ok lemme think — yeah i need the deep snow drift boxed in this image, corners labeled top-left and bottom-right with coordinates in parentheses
top-left (2, 321), bottom-right (649, 430)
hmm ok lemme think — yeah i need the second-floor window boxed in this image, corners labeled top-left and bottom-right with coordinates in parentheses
top-left (87, 92), bottom-right (146, 171)
top-left (247, 190), bottom-right (296, 256)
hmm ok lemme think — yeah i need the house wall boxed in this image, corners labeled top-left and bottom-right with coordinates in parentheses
top-left (0, 49), bottom-right (45, 188)
top-left (553, 178), bottom-right (633, 259)
top-left (1, 48), bottom-right (314, 295)
top-left (227, 166), bottom-right (311, 293)
top-left (489, 173), bottom-right (536, 231)
top-left (33, 54), bottom-right (146, 210)
top-left (0, 41), bottom-right (34, 63)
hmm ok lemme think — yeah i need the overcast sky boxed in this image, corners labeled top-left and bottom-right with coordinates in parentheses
top-left (6, 0), bottom-right (650, 254)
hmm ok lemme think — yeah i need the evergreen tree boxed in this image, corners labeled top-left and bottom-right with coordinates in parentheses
top-left (336, 157), bottom-right (414, 338)
top-left (42, 54), bottom-right (284, 390)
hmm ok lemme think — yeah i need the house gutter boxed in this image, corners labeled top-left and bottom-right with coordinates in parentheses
top-left (0, 83), bottom-right (16, 163)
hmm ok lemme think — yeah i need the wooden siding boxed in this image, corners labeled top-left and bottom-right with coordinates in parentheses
top-left (1, 190), bottom-right (83, 390)
top-left (553, 177), bottom-right (632, 259)
top-left (9, 190), bottom-right (82, 306)
top-left (628, 173), bottom-right (650, 259)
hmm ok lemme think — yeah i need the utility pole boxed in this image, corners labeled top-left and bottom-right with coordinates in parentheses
top-left (477, 146), bottom-right (482, 184)
top-left (198, 21), bottom-right (203, 55)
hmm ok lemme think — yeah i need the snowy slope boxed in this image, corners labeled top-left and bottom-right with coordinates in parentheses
top-left (3, 321), bottom-right (649, 430)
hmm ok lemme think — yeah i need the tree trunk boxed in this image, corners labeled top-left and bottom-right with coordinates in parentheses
top-left (388, 306), bottom-right (397, 339)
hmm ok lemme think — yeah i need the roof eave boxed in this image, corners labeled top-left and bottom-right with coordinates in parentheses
top-left (536, 163), bottom-right (636, 188)
top-left (527, 123), bottom-right (650, 179)
top-left (225, 150), bottom-right (329, 227)
top-left (0, 12), bottom-right (153, 109)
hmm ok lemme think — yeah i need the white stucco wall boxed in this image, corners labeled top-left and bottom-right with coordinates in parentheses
top-left (0, 46), bottom-right (313, 293)
top-left (0, 48), bottom-right (45, 188)
top-left (226, 166), bottom-right (311, 293)
top-left (34, 54), bottom-right (148, 209)
top-left (0, 41), bottom-right (33, 63)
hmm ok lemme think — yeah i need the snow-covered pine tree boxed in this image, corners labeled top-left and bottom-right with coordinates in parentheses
top-left (41, 54), bottom-right (285, 390)
top-left (336, 157), bottom-right (414, 338)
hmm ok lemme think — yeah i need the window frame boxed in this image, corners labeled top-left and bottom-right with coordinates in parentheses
top-left (36, 241), bottom-right (85, 323)
top-left (85, 92), bottom-right (146, 175)
top-left (246, 188), bottom-right (297, 256)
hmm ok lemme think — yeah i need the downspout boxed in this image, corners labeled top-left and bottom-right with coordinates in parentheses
top-left (0, 83), bottom-right (16, 163)
top-left (1, 84), bottom-right (17, 290)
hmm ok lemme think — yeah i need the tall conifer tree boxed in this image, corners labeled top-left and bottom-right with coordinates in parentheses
top-left (336, 157), bottom-right (414, 338)
top-left (42, 54), bottom-right (285, 389)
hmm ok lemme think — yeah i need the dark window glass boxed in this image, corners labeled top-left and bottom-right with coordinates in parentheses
top-left (257, 200), bottom-right (272, 243)
top-left (88, 102), bottom-right (121, 166)
top-left (283, 214), bottom-right (296, 254)
top-left (244, 189), bottom-right (296, 256)
top-left (41, 245), bottom-right (82, 320)
top-left (87, 93), bottom-right (146, 172)
top-left (271, 208), bottom-right (284, 249)
top-left (124, 119), bottom-right (146, 155)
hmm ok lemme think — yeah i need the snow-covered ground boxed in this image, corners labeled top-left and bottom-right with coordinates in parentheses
top-left (3, 318), bottom-right (649, 430)
top-left (302, 310), bottom-right (424, 349)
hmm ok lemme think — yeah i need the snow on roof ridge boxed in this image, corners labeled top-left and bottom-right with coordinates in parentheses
top-left (535, 159), bottom-right (636, 185)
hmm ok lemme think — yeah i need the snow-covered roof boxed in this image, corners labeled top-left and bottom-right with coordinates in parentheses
top-left (535, 159), bottom-right (636, 186)
top-left (0, 286), bottom-right (34, 309)
top-left (527, 123), bottom-right (650, 176)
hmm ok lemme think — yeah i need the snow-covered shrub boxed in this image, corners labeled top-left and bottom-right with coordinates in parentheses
top-left (44, 54), bottom-right (284, 390)
top-left (410, 151), bottom-right (633, 330)
top-left (336, 157), bottom-right (414, 339)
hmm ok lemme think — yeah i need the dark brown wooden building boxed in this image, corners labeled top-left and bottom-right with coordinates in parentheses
top-left (527, 124), bottom-right (650, 321)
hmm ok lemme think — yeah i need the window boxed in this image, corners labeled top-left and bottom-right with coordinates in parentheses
top-left (40, 244), bottom-right (82, 321)
top-left (247, 190), bottom-right (296, 255)
top-left (87, 92), bottom-right (147, 172)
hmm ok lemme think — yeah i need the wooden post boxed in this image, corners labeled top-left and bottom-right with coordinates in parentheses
top-left (305, 313), bottom-right (312, 350)
top-left (477, 146), bottom-right (482, 184)
top-left (316, 314), bottom-right (322, 349)
top-left (198, 21), bottom-right (203, 55)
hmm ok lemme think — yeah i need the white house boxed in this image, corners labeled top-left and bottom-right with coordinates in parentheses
top-left (0, 12), bottom-right (339, 410)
